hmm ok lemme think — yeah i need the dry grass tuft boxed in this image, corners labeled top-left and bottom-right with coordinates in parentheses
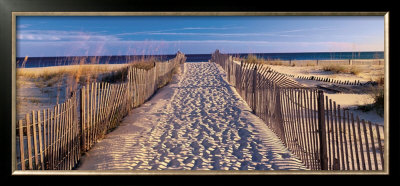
top-left (17, 64), bottom-right (129, 80)
top-left (349, 66), bottom-right (361, 75)
top-left (244, 54), bottom-right (263, 64)
top-left (128, 56), bottom-right (159, 70)
top-left (322, 64), bottom-right (347, 73)
top-left (322, 64), bottom-right (362, 76)
top-left (358, 75), bottom-right (384, 117)
top-left (243, 54), bottom-right (289, 66)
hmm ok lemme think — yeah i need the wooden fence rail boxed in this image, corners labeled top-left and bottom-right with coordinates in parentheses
top-left (16, 52), bottom-right (186, 170)
top-left (212, 50), bottom-right (384, 171)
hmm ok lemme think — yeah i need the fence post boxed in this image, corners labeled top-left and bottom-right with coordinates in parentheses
top-left (317, 90), bottom-right (328, 170)
top-left (252, 65), bottom-right (258, 114)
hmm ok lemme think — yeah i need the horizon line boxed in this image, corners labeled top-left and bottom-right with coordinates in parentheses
top-left (16, 50), bottom-right (384, 58)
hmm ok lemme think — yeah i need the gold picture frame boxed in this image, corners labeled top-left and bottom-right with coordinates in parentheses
top-left (10, 11), bottom-right (390, 176)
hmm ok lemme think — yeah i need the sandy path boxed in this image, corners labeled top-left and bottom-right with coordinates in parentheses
top-left (78, 62), bottom-right (307, 171)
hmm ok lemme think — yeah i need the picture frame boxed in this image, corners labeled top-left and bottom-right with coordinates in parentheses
top-left (1, 0), bottom-right (395, 180)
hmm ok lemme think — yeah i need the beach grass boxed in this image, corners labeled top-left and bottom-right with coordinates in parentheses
top-left (322, 64), bottom-right (361, 75)
top-left (322, 64), bottom-right (347, 73)
top-left (357, 75), bottom-right (384, 117)
top-left (17, 64), bottom-right (130, 79)
top-left (244, 54), bottom-right (288, 66)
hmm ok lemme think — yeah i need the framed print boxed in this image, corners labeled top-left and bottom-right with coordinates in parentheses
top-left (1, 1), bottom-right (392, 178)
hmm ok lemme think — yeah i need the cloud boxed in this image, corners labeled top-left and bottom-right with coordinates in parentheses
top-left (115, 26), bottom-right (244, 36)
top-left (115, 26), bottom-right (334, 38)
top-left (17, 24), bottom-right (32, 29)
top-left (17, 30), bottom-right (120, 41)
top-left (182, 26), bottom-right (243, 30)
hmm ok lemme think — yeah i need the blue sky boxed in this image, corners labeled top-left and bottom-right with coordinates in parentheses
top-left (16, 16), bottom-right (384, 57)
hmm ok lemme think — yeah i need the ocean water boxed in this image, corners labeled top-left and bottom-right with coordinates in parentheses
top-left (16, 51), bottom-right (384, 68)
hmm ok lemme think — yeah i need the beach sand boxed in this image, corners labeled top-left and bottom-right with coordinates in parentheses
top-left (77, 62), bottom-right (307, 170)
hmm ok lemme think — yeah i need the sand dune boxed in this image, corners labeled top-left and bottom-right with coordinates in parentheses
top-left (265, 64), bottom-right (384, 125)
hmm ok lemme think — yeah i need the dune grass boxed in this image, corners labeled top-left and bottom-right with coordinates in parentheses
top-left (17, 56), bottom-right (163, 86)
top-left (349, 65), bottom-right (362, 75)
top-left (322, 64), bottom-right (361, 75)
top-left (357, 75), bottom-right (384, 117)
top-left (244, 54), bottom-right (264, 64)
top-left (322, 64), bottom-right (347, 73)
top-left (244, 54), bottom-right (288, 66)
top-left (17, 64), bottom-right (129, 79)
top-left (129, 56), bottom-right (159, 70)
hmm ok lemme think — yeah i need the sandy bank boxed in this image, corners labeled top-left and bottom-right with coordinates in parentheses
top-left (264, 64), bottom-right (384, 125)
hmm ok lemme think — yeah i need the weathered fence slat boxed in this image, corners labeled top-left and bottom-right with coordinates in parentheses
top-left (368, 121), bottom-right (378, 170)
top-left (362, 119), bottom-right (372, 170)
top-left (346, 110), bottom-right (355, 170)
top-left (375, 124), bottom-right (384, 169)
top-left (357, 116), bottom-right (366, 170)
top-left (317, 90), bottom-right (328, 170)
top-left (32, 110), bottom-right (39, 169)
top-left (37, 110), bottom-right (44, 170)
top-left (18, 120), bottom-right (25, 170)
top-left (26, 113), bottom-right (33, 169)
top-left (351, 113), bottom-right (360, 170)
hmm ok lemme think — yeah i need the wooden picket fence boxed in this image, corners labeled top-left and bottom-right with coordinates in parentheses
top-left (289, 75), bottom-right (377, 86)
top-left (231, 57), bottom-right (384, 66)
top-left (16, 92), bottom-right (80, 170)
top-left (82, 55), bottom-right (185, 152)
top-left (212, 50), bottom-right (385, 171)
top-left (80, 82), bottom-right (131, 151)
top-left (16, 52), bottom-right (186, 170)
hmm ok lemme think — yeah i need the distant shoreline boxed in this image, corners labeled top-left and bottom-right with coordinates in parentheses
top-left (16, 51), bottom-right (384, 68)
